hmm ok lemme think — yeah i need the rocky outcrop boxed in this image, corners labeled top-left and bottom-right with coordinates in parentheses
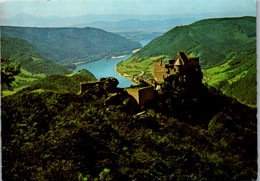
top-left (79, 77), bottom-right (119, 95)
top-left (104, 91), bottom-right (139, 113)
top-left (80, 77), bottom-right (140, 113)
top-left (105, 92), bottom-right (123, 106)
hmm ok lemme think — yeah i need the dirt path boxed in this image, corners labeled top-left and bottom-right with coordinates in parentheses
top-left (133, 70), bottom-right (144, 83)
top-left (115, 66), bottom-right (145, 85)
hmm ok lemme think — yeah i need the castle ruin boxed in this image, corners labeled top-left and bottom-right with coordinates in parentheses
top-left (79, 50), bottom-right (200, 107)
top-left (153, 50), bottom-right (199, 84)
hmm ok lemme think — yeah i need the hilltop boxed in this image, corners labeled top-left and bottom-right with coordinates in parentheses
top-left (1, 37), bottom-right (96, 94)
top-left (117, 16), bottom-right (256, 105)
top-left (19, 69), bottom-right (96, 94)
top-left (1, 26), bottom-right (141, 68)
top-left (130, 16), bottom-right (255, 67)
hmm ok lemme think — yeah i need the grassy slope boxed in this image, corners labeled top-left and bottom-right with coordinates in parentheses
top-left (117, 16), bottom-right (256, 105)
top-left (203, 48), bottom-right (256, 105)
top-left (18, 69), bottom-right (96, 94)
top-left (1, 26), bottom-right (142, 67)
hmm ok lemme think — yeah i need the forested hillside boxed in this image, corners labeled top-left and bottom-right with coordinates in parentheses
top-left (2, 72), bottom-right (257, 180)
top-left (117, 16), bottom-right (256, 105)
top-left (1, 37), bottom-right (71, 90)
top-left (1, 26), bottom-right (141, 67)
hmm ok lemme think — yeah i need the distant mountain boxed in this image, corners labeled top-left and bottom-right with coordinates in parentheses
top-left (73, 18), bottom-right (198, 33)
top-left (0, 12), bottom-right (255, 27)
top-left (0, 13), bottom-right (179, 27)
top-left (1, 26), bottom-right (141, 67)
top-left (117, 16), bottom-right (256, 105)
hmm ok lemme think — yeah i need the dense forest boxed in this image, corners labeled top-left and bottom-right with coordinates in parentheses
top-left (1, 37), bottom-right (70, 75)
top-left (2, 62), bottom-right (257, 180)
top-left (1, 26), bottom-right (141, 67)
top-left (117, 16), bottom-right (256, 105)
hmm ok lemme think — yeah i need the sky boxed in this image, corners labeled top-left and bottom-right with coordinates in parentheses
top-left (0, 0), bottom-right (257, 19)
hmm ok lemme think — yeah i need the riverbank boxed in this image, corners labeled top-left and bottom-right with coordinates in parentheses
top-left (115, 65), bottom-right (146, 85)
top-left (115, 65), bottom-right (138, 85)
top-left (74, 54), bottom-right (133, 87)
top-left (72, 54), bottom-right (128, 73)
top-left (111, 55), bottom-right (127, 59)
top-left (132, 49), bottom-right (141, 53)
top-left (73, 40), bottom-right (152, 87)
top-left (114, 39), bottom-right (153, 85)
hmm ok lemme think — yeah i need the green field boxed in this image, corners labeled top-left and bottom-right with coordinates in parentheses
top-left (117, 55), bottom-right (169, 79)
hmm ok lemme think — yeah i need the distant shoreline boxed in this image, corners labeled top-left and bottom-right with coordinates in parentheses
top-left (111, 55), bottom-right (127, 59)
top-left (72, 54), bottom-right (128, 73)
top-left (132, 49), bottom-right (141, 53)
top-left (73, 47), bottom-right (141, 73)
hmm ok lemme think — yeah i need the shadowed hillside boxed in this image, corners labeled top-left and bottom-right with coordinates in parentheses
top-left (1, 26), bottom-right (142, 68)
top-left (2, 73), bottom-right (257, 180)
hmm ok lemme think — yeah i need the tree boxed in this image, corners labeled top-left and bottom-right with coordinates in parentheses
top-left (1, 58), bottom-right (20, 91)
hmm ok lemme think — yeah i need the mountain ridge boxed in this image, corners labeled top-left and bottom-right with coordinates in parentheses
top-left (117, 16), bottom-right (256, 105)
top-left (1, 26), bottom-right (142, 68)
top-left (1, 12), bottom-right (256, 27)
top-left (72, 18), bottom-right (198, 33)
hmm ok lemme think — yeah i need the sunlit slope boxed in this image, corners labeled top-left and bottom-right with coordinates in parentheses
top-left (118, 16), bottom-right (256, 105)
top-left (202, 48), bottom-right (256, 105)
top-left (132, 16), bottom-right (255, 67)
top-left (18, 69), bottom-right (96, 94)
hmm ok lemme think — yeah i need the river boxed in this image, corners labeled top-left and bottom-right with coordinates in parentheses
top-left (74, 40), bottom-right (152, 87)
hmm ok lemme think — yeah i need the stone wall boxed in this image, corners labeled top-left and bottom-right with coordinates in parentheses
top-left (79, 82), bottom-right (99, 95)
top-left (79, 77), bottom-right (119, 95)
top-left (154, 61), bottom-right (168, 84)
top-left (153, 51), bottom-right (200, 84)
top-left (125, 86), bottom-right (155, 106)
top-left (125, 88), bottom-right (140, 104)
top-left (138, 86), bottom-right (155, 106)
